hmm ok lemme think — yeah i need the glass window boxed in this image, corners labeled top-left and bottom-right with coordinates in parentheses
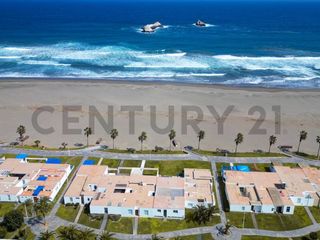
top-left (128, 209), bottom-right (133, 215)
top-left (173, 210), bottom-right (178, 213)
top-left (144, 210), bottom-right (149, 215)
top-left (286, 207), bottom-right (290, 212)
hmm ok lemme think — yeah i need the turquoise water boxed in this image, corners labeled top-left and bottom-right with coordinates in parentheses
top-left (0, 1), bottom-right (320, 88)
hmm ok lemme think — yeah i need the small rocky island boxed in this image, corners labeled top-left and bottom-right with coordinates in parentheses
top-left (141, 22), bottom-right (163, 33)
top-left (195, 20), bottom-right (207, 27)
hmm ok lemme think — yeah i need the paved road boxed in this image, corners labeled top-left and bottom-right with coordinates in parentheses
top-left (2, 146), bottom-right (320, 239)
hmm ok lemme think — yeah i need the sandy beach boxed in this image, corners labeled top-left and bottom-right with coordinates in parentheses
top-left (0, 79), bottom-right (320, 154)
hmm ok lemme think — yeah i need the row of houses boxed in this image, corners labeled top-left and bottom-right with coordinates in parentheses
top-left (63, 165), bottom-right (215, 219)
top-left (224, 165), bottom-right (320, 214)
top-left (3, 155), bottom-right (320, 218)
top-left (0, 158), bottom-right (71, 203)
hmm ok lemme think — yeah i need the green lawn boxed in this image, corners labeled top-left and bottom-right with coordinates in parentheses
top-left (1, 154), bottom-right (17, 159)
top-left (294, 152), bottom-right (319, 160)
top-left (122, 160), bottom-right (142, 167)
top-left (103, 149), bottom-right (185, 154)
top-left (16, 203), bottom-right (33, 217)
top-left (169, 234), bottom-right (213, 240)
top-left (282, 163), bottom-right (300, 168)
top-left (144, 160), bottom-right (211, 176)
top-left (4, 225), bottom-right (35, 240)
top-left (118, 169), bottom-right (132, 175)
top-left (138, 210), bottom-right (220, 234)
top-left (56, 205), bottom-right (80, 222)
top-left (143, 169), bottom-right (158, 176)
top-left (242, 236), bottom-right (289, 240)
top-left (194, 150), bottom-right (285, 157)
top-left (107, 217), bottom-right (133, 234)
top-left (255, 207), bottom-right (312, 231)
top-left (292, 231), bottom-right (320, 240)
top-left (12, 145), bottom-right (86, 151)
top-left (0, 203), bottom-right (16, 217)
top-left (225, 212), bottom-right (255, 228)
top-left (78, 211), bottom-right (103, 229)
top-left (309, 207), bottom-right (320, 223)
top-left (100, 159), bottom-right (120, 168)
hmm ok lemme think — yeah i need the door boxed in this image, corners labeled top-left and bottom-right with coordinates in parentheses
top-left (164, 210), bottom-right (167, 218)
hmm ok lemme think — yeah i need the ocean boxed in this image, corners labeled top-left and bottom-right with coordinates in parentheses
top-left (0, 0), bottom-right (320, 88)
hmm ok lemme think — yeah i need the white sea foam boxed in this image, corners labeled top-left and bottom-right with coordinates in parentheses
top-left (3, 47), bottom-right (31, 52)
top-left (0, 56), bottom-right (21, 59)
top-left (21, 60), bottom-right (71, 67)
top-left (192, 23), bottom-right (216, 28)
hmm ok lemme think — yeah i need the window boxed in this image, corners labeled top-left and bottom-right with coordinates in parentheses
top-left (286, 207), bottom-right (291, 213)
top-left (297, 198), bottom-right (301, 203)
top-left (157, 209), bottom-right (161, 213)
top-left (173, 210), bottom-right (178, 213)
top-left (242, 206), bottom-right (245, 211)
top-left (128, 209), bottom-right (133, 215)
top-left (144, 210), bottom-right (149, 216)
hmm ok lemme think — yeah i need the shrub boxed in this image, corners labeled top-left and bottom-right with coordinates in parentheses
top-left (108, 214), bottom-right (121, 222)
top-left (0, 226), bottom-right (7, 238)
top-left (3, 210), bottom-right (24, 232)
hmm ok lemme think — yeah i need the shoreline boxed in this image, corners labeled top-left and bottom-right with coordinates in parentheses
top-left (1, 77), bottom-right (319, 93)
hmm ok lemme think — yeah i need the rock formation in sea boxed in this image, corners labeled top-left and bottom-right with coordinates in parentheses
top-left (195, 20), bottom-right (206, 27)
top-left (141, 22), bottom-right (163, 32)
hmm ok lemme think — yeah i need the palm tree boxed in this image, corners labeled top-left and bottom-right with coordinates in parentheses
top-left (316, 136), bottom-right (320, 160)
top-left (34, 140), bottom-right (41, 148)
top-left (16, 125), bottom-right (26, 141)
top-left (110, 129), bottom-right (118, 149)
top-left (297, 130), bottom-right (308, 153)
top-left (234, 133), bottom-right (244, 154)
top-left (186, 205), bottom-right (215, 225)
top-left (61, 142), bottom-right (68, 150)
top-left (309, 232), bottom-right (318, 240)
top-left (57, 225), bottom-right (79, 240)
top-left (84, 127), bottom-right (92, 147)
top-left (97, 231), bottom-right (115, 240)
top-left (138, 131), bottom-right (147, 151)
top-left (168, 129), bottom-right (176, 151)
top-left (268, 135), bottom-right (277, 153)
top-left (78, 228), bottom-right (95, 240)
top-left (23, 199), bottom-right (33, 218)
top-left (197, 130), bottom-right (205, 150)
top-left (33, 197), bottom-right (51, 225)
top-left (222, 223), bottom-right (233, 235)
top-left (39, 230), bottom-right (55, 240)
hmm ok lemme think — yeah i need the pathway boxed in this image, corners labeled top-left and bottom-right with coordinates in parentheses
top-left (251, 213), bottom-right (258, 229)
top-left (74, 205), bottom-right (84, 223)
top-left (210, 160), bottom-right (226, 224)
top-left (305, 207), bottom-right (317, 225)
top-left (97, 157), bottom-right (104, 165)
top-left (133, 217), bottom-right (138, 235)
top-left (100, 214), bottom-right (109, 231)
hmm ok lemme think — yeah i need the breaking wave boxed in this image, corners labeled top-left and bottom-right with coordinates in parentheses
top-left (0, 43), bottom-right (319, 88)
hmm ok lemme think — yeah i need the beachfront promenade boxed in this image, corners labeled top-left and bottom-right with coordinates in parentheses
top-left (1, 146), bottom-right (319, 240)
